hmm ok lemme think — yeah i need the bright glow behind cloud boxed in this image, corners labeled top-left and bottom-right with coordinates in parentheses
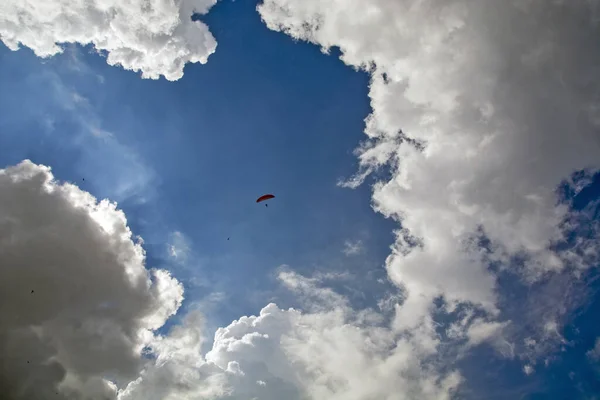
top-left (0, 0), bottom-right (219, 80)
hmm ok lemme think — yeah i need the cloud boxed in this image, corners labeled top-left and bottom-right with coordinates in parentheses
top-left (118, 311), bottom-right (230, 400)
top-left (523, 364), bottom-right (535, 376)
top-left (0, 160), bottom-right (183, 399)
top-left (586, 338), bottom-right (600, 361)
top-left (466, 319), bottom-right (509, 348)
top-left (257, 0), bottom-right (600, 346)
top-left (0, 0), bottom-right (219, 80)
top-left (342, 239), bottom-right (364, 256)
top-left (168, 231), bottom-right (191, 263)
top-left (121, 270), bottom-right (463, 400)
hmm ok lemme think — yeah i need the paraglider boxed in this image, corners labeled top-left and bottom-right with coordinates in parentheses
top-left (256, 194), bottom-right (275, 207)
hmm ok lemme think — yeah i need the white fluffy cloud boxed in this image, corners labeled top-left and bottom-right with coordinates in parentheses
top-left (0, 0), bottom-right (218, 80)
top-left (258, 0), bottom-right (600, 335)
top-left (0, 160), bottom-right (183, 399)
top-left (120, 270), bottom-right (462, 400)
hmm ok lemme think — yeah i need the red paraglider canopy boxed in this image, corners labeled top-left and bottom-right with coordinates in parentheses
top-left (256, 194), bottom-right (275, 203)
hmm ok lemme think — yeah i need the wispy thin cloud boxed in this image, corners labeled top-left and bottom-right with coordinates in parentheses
top-left (342, 239), bottom-right (364, 256)
top-left (168, 231), bottom-right (191, 263)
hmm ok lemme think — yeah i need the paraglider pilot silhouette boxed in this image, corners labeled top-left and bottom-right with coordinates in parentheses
top-left (256, 194), bottom-right (275, 207)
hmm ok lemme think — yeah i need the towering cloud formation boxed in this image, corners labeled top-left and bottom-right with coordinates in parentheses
top-left (0, 160), bottom-right (183, 399)
top-left (0, 0), bottom-right (219, 80)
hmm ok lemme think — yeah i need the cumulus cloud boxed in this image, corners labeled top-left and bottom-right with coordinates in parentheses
top-left (0, 0), bottom-right (219, 80)
top-left (0, 160), bottom-right (183, 399)
top-left (121, 270), bottom-right (463, 400)
top-left (258, 0), bottom-right (600, 346)
top-left (118, 311), bottom-right (230, 400)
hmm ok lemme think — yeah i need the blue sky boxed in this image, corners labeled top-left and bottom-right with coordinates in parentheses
top-left (0, 0), bottom-right (394, 322)
top-left (1, 0), bottom-right (600, 399)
